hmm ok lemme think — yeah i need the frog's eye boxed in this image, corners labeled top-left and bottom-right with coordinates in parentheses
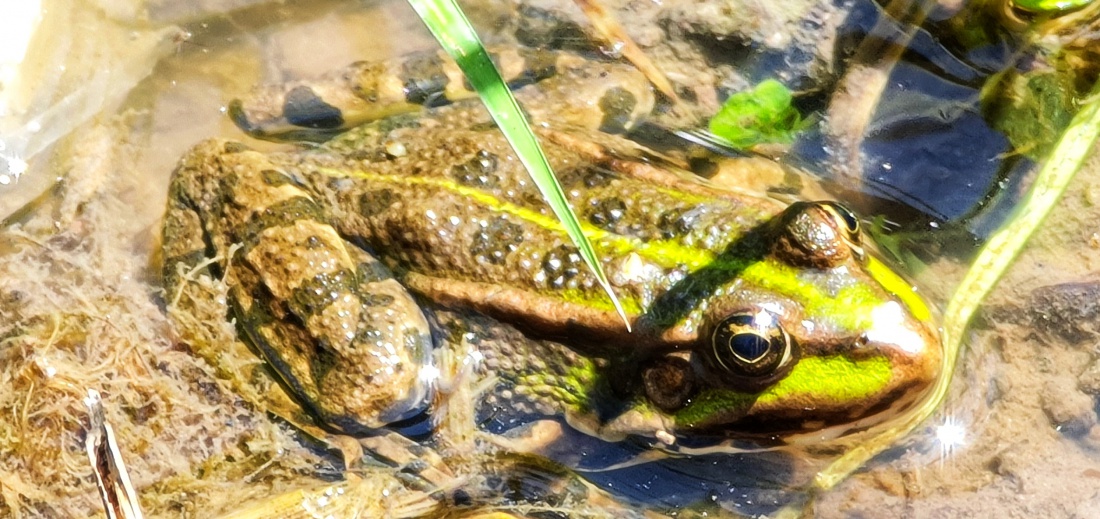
top-left (771, 201), bottom-right (866, 268)
top-left (709, 311), bottom-right (794, 380)
top-left (820, 201), bottom-right (860, 237)
top-left (818, 201), bottom-right (864, 258)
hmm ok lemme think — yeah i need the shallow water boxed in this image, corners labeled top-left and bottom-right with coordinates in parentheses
top-left (1, 0), bottom-right (1099, 517)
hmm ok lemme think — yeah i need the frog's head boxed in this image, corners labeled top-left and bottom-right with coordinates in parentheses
top-left (611, 202), bottom-right (942, 446)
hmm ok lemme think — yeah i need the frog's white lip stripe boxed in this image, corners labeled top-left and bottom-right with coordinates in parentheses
top-left (867, 301), bottom-right (927, 355)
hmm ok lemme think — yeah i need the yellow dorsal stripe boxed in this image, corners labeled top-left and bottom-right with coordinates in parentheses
top-left (314, 167), bottom-right (896, 331)
top-left (316, 167), bottom-right (717, 269)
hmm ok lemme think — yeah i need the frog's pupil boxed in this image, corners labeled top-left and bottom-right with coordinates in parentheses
top-left (707, 312), bottom-right (795, 382)
top-left (730, 333), bottom-right (770, 363)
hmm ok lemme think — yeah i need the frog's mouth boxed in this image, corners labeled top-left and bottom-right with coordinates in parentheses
top-left (592, 314), bottom-right (940, 449)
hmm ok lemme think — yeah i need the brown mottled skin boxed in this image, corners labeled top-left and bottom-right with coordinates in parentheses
top-left (163, 54), bottom-right (940, 444)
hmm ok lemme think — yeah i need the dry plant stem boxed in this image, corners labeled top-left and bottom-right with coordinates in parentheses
top-left (84, 390), bottom-right (144, 519)
top-left (571, 0), bottom-right (681, 103)
top-left (826, 0), bottom-right (936, 178)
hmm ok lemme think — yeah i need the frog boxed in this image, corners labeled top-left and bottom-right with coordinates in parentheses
top-left (161, 47), bottom-right (942, 455)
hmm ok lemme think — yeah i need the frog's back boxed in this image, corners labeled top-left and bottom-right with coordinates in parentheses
top-left (163, 48), bottom-right (942, 449)
top-left (268, 105), bottom-right (789, 341)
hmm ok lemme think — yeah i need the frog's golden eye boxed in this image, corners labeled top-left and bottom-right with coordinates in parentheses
top-left (771, 201), bottom-right (866, 268)
top-left (818, 201), bottom-right (864, 259)
top-left (709, 311), bottom-right (794, 380)
top-left (820, 201), bottom-right (860, 235)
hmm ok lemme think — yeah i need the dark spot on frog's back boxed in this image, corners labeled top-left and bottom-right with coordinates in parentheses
top-left (597, 87), bottom-right (638, 134)
top-left (356, 260), bottom-right (394, 284)
top-left (358, 188), bottom-right (400, 217)
top-left (402, 54), bottom-right (449, 106)
top-left (587, 197), bottom-right (626, 229)
top-left (308, 341), bottom-right (340, 385)
top-left (223, 141), bottom-right (251, 154)
top-left (289, 269), bottom-right (356, 317)
top-left (451, 150), bottom-right (500, 187)
top-left (471, 217), bottom-right (524, 265)
top-left (240, 197), bottom-right (324, 251)
top-left (658, 207), bottom-right (699, 239)
top-left (552, 165), bottom-right (613, 193)
top-left (261, 169), bottom-right (293, 187)
top-left (284, 86), bottom-right (345, 130)
top-left (584, 168), bottom-right (615, 189)
top-left (362, 293), bottom-right (395, 307)
top-left (542, 244), bottom-right (582, 288)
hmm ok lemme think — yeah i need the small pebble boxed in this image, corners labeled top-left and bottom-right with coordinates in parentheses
top-left (1078, 359), bottom-right (1100, 395)
top-left (1040, 379), bottom-right (1097, 437)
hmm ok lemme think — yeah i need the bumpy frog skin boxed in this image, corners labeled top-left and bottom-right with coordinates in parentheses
top-left (162, 49), bottom-right (942, 447)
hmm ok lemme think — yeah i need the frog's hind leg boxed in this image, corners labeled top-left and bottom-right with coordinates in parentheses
top-left (162, 139), bottom-right (434, 435)
top-left (229, 48), bottom-right (654, 141)
top-left (228, 48), bottom-right (576, 141)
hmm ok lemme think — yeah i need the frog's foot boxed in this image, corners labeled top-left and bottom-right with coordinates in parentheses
top-left (358, 431), bottom-right (457, 492)
top-left (163, 139), bottom-right (435, 433)
top-left (459, 447), bottom-right (660, 518)
top-left (484, 419), bottom-right (571, 455)
top-left (356, 427), bottom-right (646, 517)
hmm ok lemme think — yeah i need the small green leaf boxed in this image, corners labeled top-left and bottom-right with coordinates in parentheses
top-left (1012, 0), bottom-right (1094, 13)
top-left (406, 0), bottom-right (630, 329)
top-left (708, 79), bottom-right (806, 149)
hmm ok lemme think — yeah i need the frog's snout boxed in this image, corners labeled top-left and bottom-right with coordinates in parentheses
top-left (862, 300), bottom-right (943, 407)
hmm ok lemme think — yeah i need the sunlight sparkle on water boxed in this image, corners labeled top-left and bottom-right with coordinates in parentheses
top-left (418, 364), bottom-right (441, 385)
top-left (935, 416), bottom-right (966, 464)
top-left (1, 154), bottom-right (27, 185)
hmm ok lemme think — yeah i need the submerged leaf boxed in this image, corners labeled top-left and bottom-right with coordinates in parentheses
top-left (708, 79), bottom-right (806, 149)
top-left (983, 69), bottom-right (1076, 159)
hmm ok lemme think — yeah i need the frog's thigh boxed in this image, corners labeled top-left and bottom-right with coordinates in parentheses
top-left (182, 139), bottom-right (433, 433)
top-left (161, 177), bottom-right (211, 290)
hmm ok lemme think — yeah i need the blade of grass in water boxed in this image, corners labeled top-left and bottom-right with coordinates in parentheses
top-left (406, 0), bottom-right (630, 330)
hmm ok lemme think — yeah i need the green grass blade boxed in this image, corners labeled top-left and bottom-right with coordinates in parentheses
top-left (406, 0), bottom-right (630, 330)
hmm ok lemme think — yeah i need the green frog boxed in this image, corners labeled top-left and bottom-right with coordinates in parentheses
top-left (162, 48), bottom-right (942, 452)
